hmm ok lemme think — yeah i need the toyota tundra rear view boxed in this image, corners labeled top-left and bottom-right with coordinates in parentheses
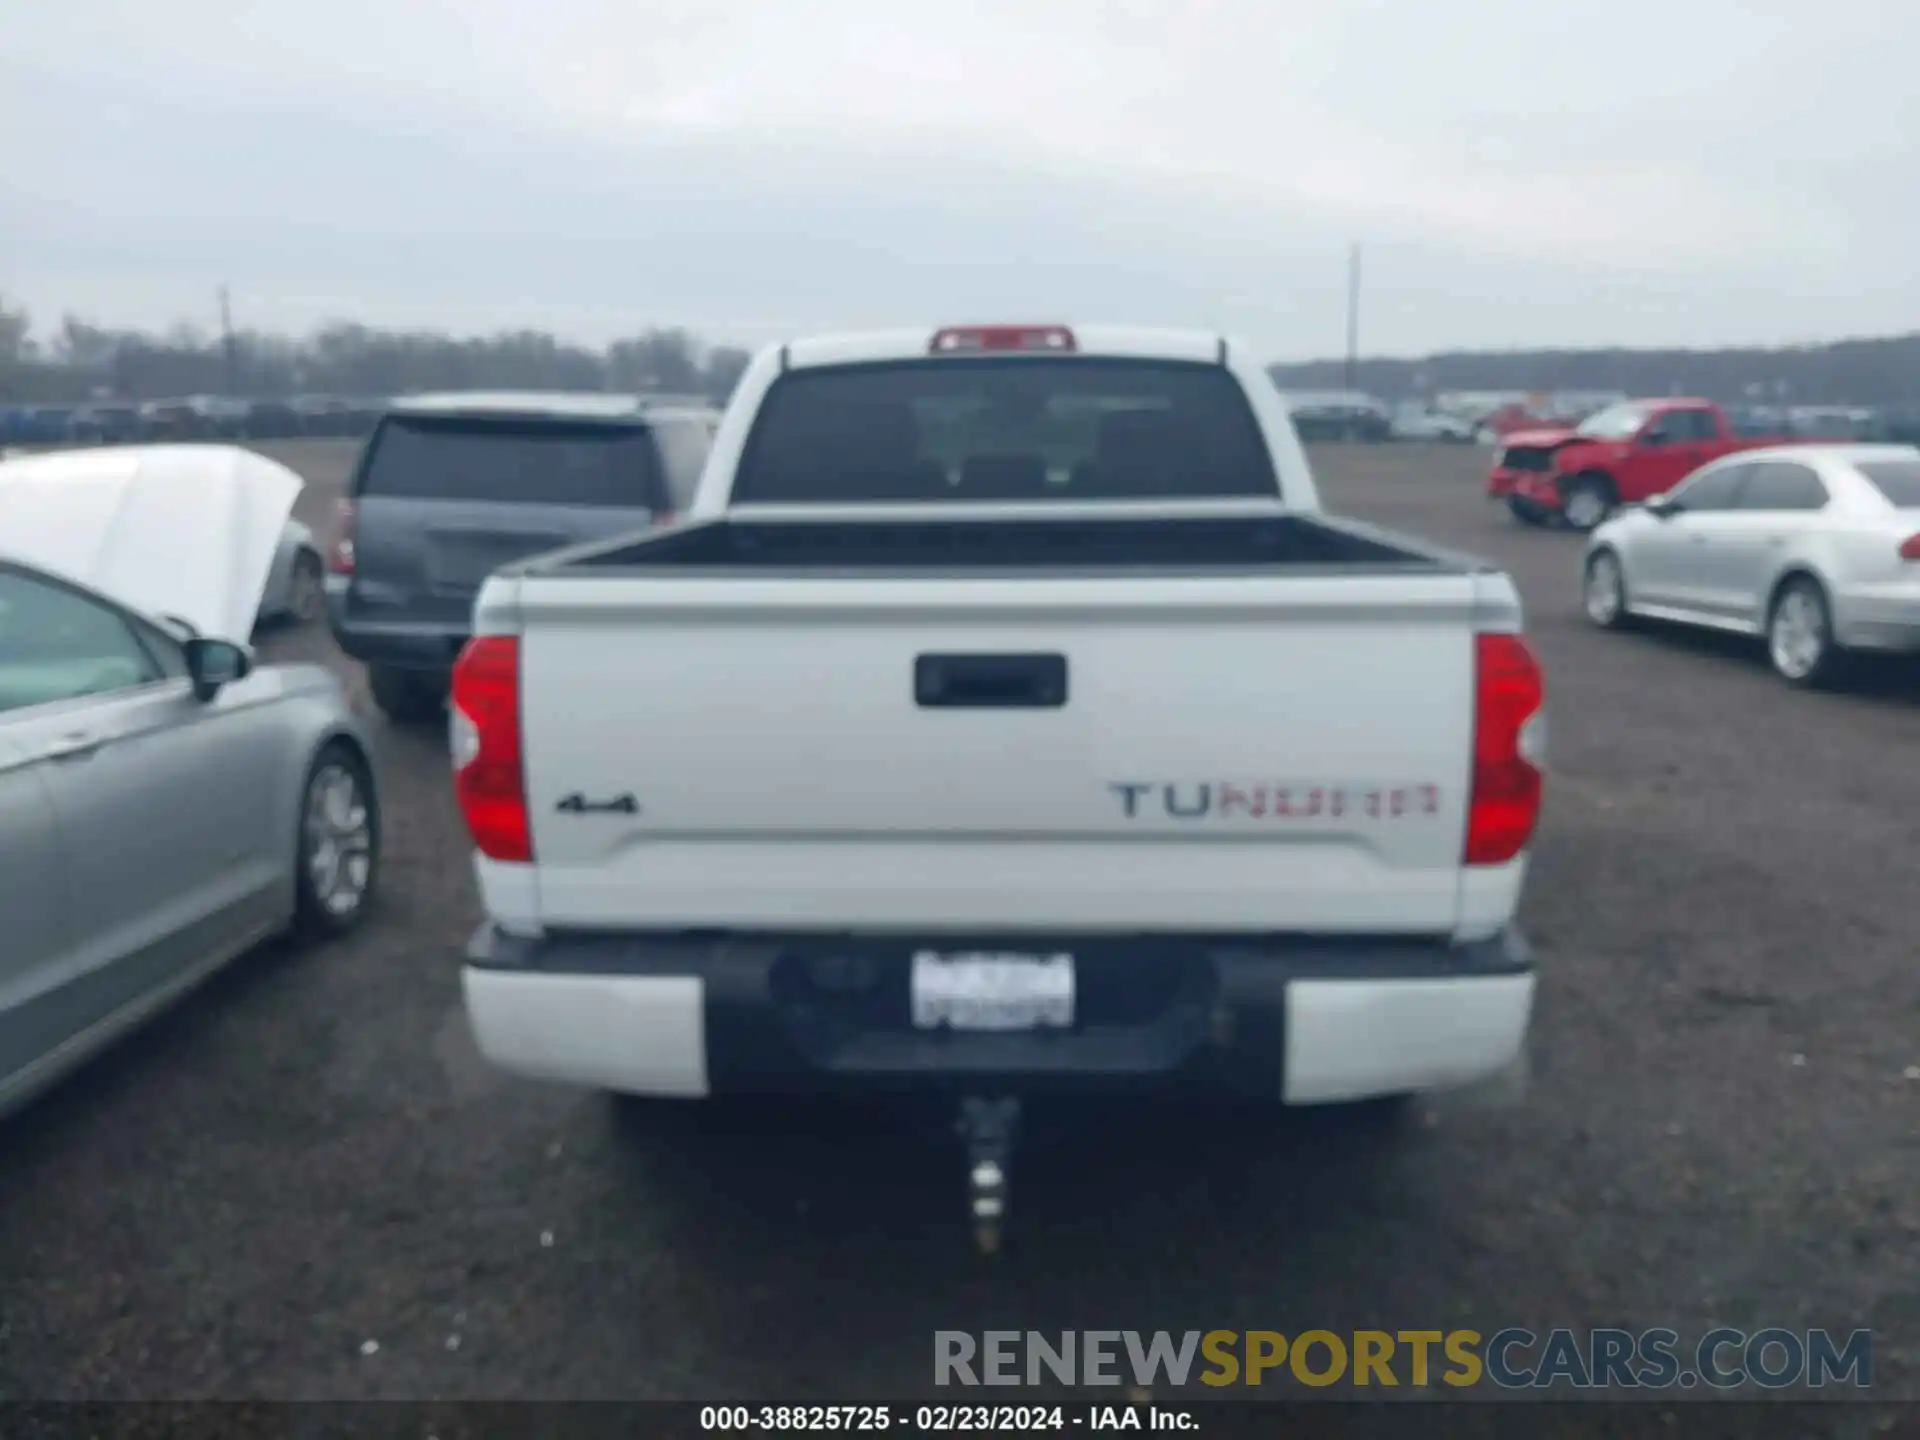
top-left (448, 325), bottom-right (1547, 1248)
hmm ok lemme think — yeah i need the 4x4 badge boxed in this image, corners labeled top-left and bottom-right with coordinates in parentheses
top-left (555, 792), bottom-right (640, 816)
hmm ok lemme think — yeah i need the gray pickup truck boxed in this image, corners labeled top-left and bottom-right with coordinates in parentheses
top-left (324, 391), bottom-right (718, 720)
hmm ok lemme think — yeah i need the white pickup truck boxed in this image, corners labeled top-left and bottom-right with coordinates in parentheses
top-left (453, 324), bottom-right (1545, 1236)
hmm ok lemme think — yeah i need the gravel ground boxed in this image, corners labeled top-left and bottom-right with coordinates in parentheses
top-left (1, 439), bottom-right (1914, 1412)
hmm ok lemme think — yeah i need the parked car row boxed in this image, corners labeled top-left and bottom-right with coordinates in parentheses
top-left (0, 384), bottom-right (723, 1118)
top-left (0, 396), bottom-right (388, 448)
top-left (0, 368), bottom-right (730, 1111)
top-left (1274, 386), bottom-right (1914, 456)
top-left (1467, 394), bottom-right (1920, 686)
top-left (1725, 404), bottom-right (1885, 441)
top-left (1884, 406), bottom-right (1920, 445)
top-left (1279, 390), bottom-right (1393, 442)
top-left (1486, 397), bottom-right (1839, 532)
top-left (1388, 402), bottom-right (1478, 443)
top-left (1277, 393), bottom-right (1486, 443)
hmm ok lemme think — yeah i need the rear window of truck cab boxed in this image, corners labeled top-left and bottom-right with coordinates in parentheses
top-left (730, 358), bottom-right (1278, 504)
top-left (357, 415), bottom-right (667, 509)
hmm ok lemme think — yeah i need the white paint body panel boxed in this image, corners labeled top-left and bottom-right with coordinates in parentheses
top-left (513, 572), bottom-right (1486, 934)
top-left (463, 968), bottom-right (709, 1096)
top-left (1283, 973), bottom-right (1535, 1103)
top-left (0, 444), bottom-right (299, 640)
top-left (472, 854), bottom-right (541, 937)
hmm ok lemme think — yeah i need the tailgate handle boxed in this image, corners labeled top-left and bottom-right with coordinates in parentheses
top-left (915, 653), bottom-right (1067, 709)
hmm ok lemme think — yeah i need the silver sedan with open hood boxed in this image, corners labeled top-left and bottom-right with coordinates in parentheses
top-left (0, 444), bottom-right (380, 1117)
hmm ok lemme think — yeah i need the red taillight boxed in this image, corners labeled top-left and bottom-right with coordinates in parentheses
top-left (929, 325), bottom-right (1076, 354)
top-left (327, 498), bottom-right (357, 575)
top-left (1465, 633), bottom-right (1546, 867)
top-left (450, 636), bottom-right (531, 863)
top-left (1900, 534), bottom-right (1920, 561)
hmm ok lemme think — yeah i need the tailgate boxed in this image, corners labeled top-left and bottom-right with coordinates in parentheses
top-left (515, 573), bottom-right (1487, 934)
top-left (352, 496), bottom-right (649, 627)
top-left (345, 413), bottom-right (667, 628)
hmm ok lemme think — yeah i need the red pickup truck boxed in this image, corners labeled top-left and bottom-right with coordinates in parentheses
top-left (1488, 399), bottom-right (1813, 532)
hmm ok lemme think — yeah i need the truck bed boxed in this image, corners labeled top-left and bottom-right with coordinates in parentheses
top-left (483, 506), bottom-right (1521, 940)
top-left (510, 507), bottom-right (1474, 577)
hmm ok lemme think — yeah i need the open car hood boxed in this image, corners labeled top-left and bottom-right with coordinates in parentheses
top-left (1499, 427), bottom-right (1580, 448)
top-left (0, 444), bottom-right (301, 640)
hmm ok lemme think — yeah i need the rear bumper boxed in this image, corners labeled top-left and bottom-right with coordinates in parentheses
top-left (324, 578), bottom-right (466, 673)
top-left (462, 926), bottom-right (1535, 1104)
top-left (1835, 584), bottom-right (1920, 652)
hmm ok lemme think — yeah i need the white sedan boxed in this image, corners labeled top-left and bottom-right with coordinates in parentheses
top-left (1582, 443), bottom-right (1920, 687)
top-left (1389, 403), bottom-right (1477, 443)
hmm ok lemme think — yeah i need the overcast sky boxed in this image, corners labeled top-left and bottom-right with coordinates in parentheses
top-left (2, 0), bottom-right (1913, 361)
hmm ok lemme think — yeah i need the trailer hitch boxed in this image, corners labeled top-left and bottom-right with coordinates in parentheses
top-left (957, 1095), bottom-right (1023, 1255)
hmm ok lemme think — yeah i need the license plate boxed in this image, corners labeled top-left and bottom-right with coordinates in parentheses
top-left (910, 951), bottom-right (1075, 1032)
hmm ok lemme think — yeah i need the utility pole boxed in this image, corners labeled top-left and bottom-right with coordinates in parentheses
top-left (218, 285), bottom-right (239, 396)
top-left (1343, 243), bottom-right (1361, 392)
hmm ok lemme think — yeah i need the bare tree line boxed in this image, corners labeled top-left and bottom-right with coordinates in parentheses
top-left (1267, 333), bottom-right (1920, 410)
top-left (3, 292), bottom-right (1917, 412)
top-left (0, 295), bottom-right (752, 406)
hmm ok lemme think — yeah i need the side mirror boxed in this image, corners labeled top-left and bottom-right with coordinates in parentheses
top-left (1637, 429), bottom-right (1669, 447)
top-left (184, 637), bottom-right (252, 701)
top-left (1644, 493), bottom-right (1680, 518)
